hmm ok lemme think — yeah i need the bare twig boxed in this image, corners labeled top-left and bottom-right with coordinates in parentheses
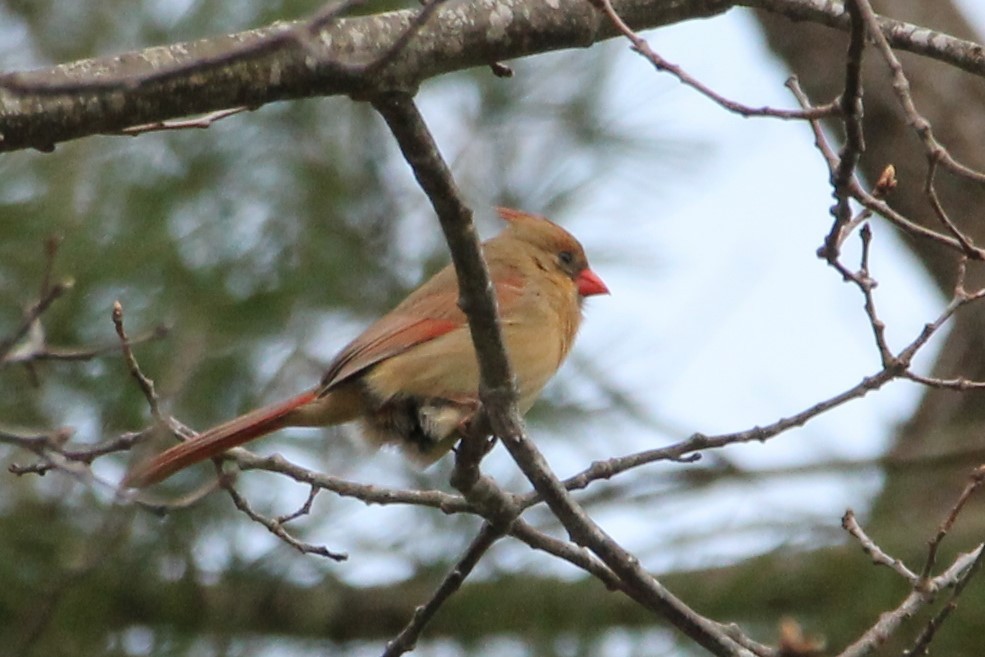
top-left (850, 184), bottom-right (985, 259)
top-left (382, 523), bottom-right (504, 657)
top-left (219, 477), bottom-right (347, 561)
top-left (787, 79), bottom-right (985, 262)
top-left (534, 270), bottom-right (985, 499)
top-left (921, 157), bottom-right (980, 258)
top-left (276, 484), bottom-right (322, 525)
top-left (838, 464), bottom-right (985, 657)
top-left (120, 107), bottom-right (249, 136)
top-left (854, 225), bottom-right (896, 367)
top-left (842, 510), bottom-right (918, 584)
top-left (921, 465), bottom-right (985, 579)
top-left (593, 0), bottom-right (839, 121)
top-left (849, 0), bottom-right (985, 187)
top-left (509, 519), bottom-right (622, 590)
top-left (111, 301), bottom-right (163, 423)
top-left (902, 372), bottom-right (985, 391)
top-left (906, 544), bottom-right (985, 656)
top-left (1, 426), bottom-right (75, 461)
top-left (512, 518), bottom-right (782, 656)
top-left (237, 450), bottom-right (470, 513)
top-left (5, 429), bottom-right (149, 476)
top-left (819, 0), bottom-right (866, 263)
top-left (3, 325), bottom-right (169, 368)
top-left (838, 546), bottom-right (982, 657)
top-left (0, 280), bottom-right (73, 364)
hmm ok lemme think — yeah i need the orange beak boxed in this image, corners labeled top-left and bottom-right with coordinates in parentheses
top-left (576, 268), bottom-right (609, 297)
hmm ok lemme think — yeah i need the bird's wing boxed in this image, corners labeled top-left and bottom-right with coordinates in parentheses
top-left (319, 262), bottom-right (525, 393)
top-left (320, 311), bottom-right (461, 391)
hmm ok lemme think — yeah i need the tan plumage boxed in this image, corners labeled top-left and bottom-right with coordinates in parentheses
top-left (124, 208), bottom-right (608, 488)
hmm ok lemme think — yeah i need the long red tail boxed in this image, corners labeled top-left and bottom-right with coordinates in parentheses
top-left (123, 389), bottom-right (318, 488)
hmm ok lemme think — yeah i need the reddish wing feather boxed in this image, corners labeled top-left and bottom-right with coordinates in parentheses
top-left (320, 315), bottom-right (460, 390)
top-left (319, 276), bottom-right (465, 391)
top-left (318, 263), bottom-right (525, 394)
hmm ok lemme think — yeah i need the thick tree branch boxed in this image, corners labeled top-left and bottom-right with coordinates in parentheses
top-left (2, 0), bottom-right (983, 153)
top-left (0, 0), bottom-right (730, 152)
top-left (745, 0), bottom-right (985, 79)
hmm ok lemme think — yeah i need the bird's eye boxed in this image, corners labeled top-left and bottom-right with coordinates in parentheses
top-left (558, 251), bottom-right (574, 266)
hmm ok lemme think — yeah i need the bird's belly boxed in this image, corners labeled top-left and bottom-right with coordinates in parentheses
top-left (357, 311), bottom-right (570, 462)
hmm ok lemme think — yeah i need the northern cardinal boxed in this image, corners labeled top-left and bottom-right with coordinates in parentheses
top-left (124, 208), bottom-right (608, 488)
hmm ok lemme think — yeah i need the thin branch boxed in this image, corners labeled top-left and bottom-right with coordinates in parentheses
top-left (111, 301), bottom-right (163, 423)
top-left (854, 225), bottom-right (896, 367)
top-left (786, 76), bottom-right (841, 169)
top-left (921, 157), bottom-right (980, 257)
top-left (849, 0), bottom-right (985, 187)
top-left (787, 78), bottom-right (985, 262)
top-left (120, 107), bottom-right (249, 136)
top-left (838, 465), bottom-right (985, 657)
top-left (837, 546), bottom-right (983, 657)
top-left (5, 429), bottom-right (149, 476)
top-left (219, 476), bottom-right (347, 561)
top-left (921, 465), bottom-right (985, 579)
top-left (0, 279), bottom-right (73, 364)
top-left (593, 0), bottom-right (839, 120)
top-left (537, 274), bottom-right (985, 499)
top-left (0, 425), bottom-right (122, 489)
top-left (237, 450), bottom-right (470, 513)
top-left (905, 545), bottom-right (985, 656)
top-left (850, 183), bottom-right (985, 260)
top-left (381, 523), bottom-right (504, 657)
top-left (3, 325), bottom-right (169, 368)
top-left (902, 371), bottom-right (985, 391)
top-left (509, 519), bottom-right (623, 590)
top-left (819, 0), bottom-right (866, 263)
top-left (842, 510), bottom-right (918, 585)
top-left (744, 0), bottom-right (985, 80)
top-left (0, 426), bottom-right (75, 460)
top-left (276, 484), bottom-right (322, 525)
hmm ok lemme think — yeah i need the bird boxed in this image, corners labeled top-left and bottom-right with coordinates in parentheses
top-left (123, 207), bottom-right (608, 488)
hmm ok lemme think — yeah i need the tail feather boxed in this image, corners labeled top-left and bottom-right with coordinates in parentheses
top-left (123, 389), bottom-right (318, 488)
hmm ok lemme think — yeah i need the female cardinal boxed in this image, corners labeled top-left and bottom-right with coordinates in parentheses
top-left (124, 208), bottom-right (608, 487)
